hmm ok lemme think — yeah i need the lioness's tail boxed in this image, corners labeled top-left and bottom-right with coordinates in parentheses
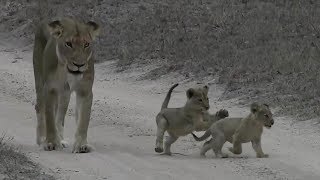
top-left (161, 83), bottom-right (179, 110)
top-left (191, 130), bottom-right (211, 141)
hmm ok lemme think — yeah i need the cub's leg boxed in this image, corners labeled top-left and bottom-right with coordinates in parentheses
top-left (164, 133), bottom-right (178, 155)
top-left (251, 138), bottom-right (269, 158)
top-left (200, 139), bottom-right (212, 157)
top-left (56, 90), bottom-right (71, 148)
top-left (212, 130), bottom-right (228, 158)
top-left (155, 116), bottom-right (168, 153)
top-left (228, 134), bottom-right (242, 155)
top-left (72, 90), bottom-right (94, 153)
top-left (44, 88), bottom-right (62, 151)
top-left (35, 97), bottom-right (46, 145)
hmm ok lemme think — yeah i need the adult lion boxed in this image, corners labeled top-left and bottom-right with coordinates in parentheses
top-left (33, 18), bottom-right (100, 153)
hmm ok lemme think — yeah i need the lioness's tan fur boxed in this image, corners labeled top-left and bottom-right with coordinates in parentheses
top-left (192, 103), bottom-right (274, 158)
top-left (155, 84), bottom-right (228, 155)
top-left (33, 17), bottom-right (100, 153)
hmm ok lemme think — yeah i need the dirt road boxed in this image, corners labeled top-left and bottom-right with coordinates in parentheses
top-left (0, 45), bottom-right (320, 180)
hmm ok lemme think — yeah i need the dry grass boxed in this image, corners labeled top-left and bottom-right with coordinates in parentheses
top-left (1, 0), bottom-right (320, 120)
top-left (0, 134), bottom-right (55, 180)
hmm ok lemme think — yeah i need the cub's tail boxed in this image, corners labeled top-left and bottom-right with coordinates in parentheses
top-left (191, 130), bottom-right (211, 141)
top-left (161, 83), bottom-right (179, 110)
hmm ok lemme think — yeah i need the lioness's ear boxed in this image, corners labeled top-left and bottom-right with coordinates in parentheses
top-left (203, 85), bottom-right (209, 94)
top-left (48, 20), bottom-right (63, 38)
top-left (250, 103), bottom-right (260, 113)
top-left (186, 88), bottom-right (195, 99)
top-left (86, 21), bottom-right (100, 40)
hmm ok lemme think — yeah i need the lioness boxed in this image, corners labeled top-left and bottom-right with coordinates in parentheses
top-left (33, 18), bottom-right (100, 153)
top-left (155, 83), bottom-right (229, 155)
top-left (192, 103), bottom-right (274, 158)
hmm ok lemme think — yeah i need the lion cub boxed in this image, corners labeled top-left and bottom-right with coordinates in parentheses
top-left (155, 83), bottom-right (228, 155)
top-left (192, 103), bottom-right (274, 158)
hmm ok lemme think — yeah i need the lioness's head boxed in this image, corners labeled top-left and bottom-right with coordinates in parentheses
top-left (47, 18), bottom-right (100, 74)
top-left (251, 103), bottom-right (274, 129)
top-left (185, 85), bottom-right (210, 111)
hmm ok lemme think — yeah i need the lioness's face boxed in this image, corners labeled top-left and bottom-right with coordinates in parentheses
top-left (48, 19), bottom-right (100, 74)
top-left (251, 103), bottom-right (274, 129)
top-left (186, 85), bottom-right (210, 111)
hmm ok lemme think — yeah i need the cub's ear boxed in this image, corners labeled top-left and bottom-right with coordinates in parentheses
top-left (48, 20), bottom-right (63, 38)
top-left (203, 85), bottom-right (209, 94)
top-left (250, 102), bottom-right (260, 113)
top-left (186, 88), bottom-right (195, 99)
top-left (86, 21), bottom-right (100, 40)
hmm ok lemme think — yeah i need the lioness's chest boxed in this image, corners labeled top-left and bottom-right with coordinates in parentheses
top-left (66, 73), bottom-right (83, 91)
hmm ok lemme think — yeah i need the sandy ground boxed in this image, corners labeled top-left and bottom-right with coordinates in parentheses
top-left (0, 44), bottom-right (320, 180)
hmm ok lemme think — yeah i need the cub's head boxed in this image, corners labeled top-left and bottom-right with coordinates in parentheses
top-left (47, 18), bottom-right (100, 74)
top-left (185, 85), bottom-right (210, 112)
top-left (250, 103), bottom-right (274, 129)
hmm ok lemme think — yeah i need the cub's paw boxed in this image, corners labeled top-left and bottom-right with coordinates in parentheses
top-left (200, 154), bottom-right (206, 158)
top-left (72, 143), bottom-right (94, 153)
top-left (163, 151), bottom-right (172, 156)
top-left (155, 147), bottom-right (164, 153)
top-left (228, 147), bottom-right (242, 154)
top-left (216, 109), bottom-right (229, 119)
top-left (218, 153), bottom-right (229, 158)
top-left (257, 154), bottom-right (269, 158)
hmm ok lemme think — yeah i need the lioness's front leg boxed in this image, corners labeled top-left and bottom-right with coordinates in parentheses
top-left (36, 97), bottom-right (46, 145)
top-left (252, 138), bottom-right (269, 158)
top-left (72, 90), bottom-right (94, 153)
top-left (44, 88), bottom-right (62, 151)
top-left (56, 90), bottom-right (71, 148)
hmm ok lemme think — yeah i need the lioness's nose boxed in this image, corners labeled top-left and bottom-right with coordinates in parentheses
top-left (73, 62), bottom-right (85, 68)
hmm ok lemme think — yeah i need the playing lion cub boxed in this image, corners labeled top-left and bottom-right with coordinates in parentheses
top-left (155, 83), bottom-right (229, 155)
top-left (33, 18), bottom-right (100, 153)
top-left (192, 103), bottom-right (274, 158)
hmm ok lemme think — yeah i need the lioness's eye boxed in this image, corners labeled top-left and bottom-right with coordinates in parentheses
top-left (65, 42), bottom-right (73, 48)
top-left (84, 42), bottom-right (90, 48)
top-left (264, 114), bottom-right (269, 118)
top-left (198, 99), bottom-right (203, 102)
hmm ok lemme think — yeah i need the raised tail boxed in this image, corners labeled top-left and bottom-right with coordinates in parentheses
top-left (191, 130), bottom-right (211, 141)
top-left (161, 83), bottom-right (179, 110)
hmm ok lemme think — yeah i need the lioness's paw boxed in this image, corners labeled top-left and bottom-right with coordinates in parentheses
top-left (43, 142), bottom-right (62, 151)
top-left (61, 140), bottom-right (69, 148)
top-left (257, 154), bottom-right (269, 158)
top-left (155, 147), bottom-right (164, 153)
top-left (72, 143), bottom-right (94, 153)
top-left (36, 136), bottom-right (46, 146)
